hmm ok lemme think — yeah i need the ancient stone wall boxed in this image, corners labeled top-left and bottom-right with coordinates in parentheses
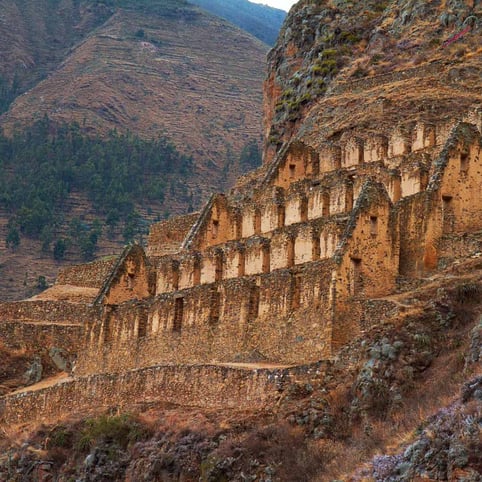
top-left (97, 245), bottom-right (153, 305)
top-left (1, 363), bottom-right (328, 426)
top-left (0, 321), bottom-right (83, 354)
top-left (57, 258), bottom-right (118, 288)
top-left (0, 300), bottom-right (96, 323)
top-left (146, 213), bottom-right (199, 257)
top-left (77, 258), bottom-right (337, 375)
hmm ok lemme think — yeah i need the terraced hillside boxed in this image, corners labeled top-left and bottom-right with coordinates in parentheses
top-left (0, 0), bottom-right (270, 300)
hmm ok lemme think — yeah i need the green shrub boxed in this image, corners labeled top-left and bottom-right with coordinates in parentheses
top-left (75, 414), bottom-right (152, 452)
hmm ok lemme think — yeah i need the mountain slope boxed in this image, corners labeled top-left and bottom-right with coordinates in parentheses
top-left (189, 0), bottom-right (286, 45)
top-left (1, 4), bottom-right (266, 180)
top-left (0, 0), bottom-right (267, 300)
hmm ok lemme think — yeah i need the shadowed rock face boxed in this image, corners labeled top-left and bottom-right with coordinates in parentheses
top-left (263, 0), bottom-right (482, 163)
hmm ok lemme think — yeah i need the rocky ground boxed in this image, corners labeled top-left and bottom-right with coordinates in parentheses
top-left (1, 255), bottom-right (480, 481)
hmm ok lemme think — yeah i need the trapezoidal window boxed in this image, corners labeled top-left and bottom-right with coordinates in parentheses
top-left (345, 183), bottom-right (354, 212)
top-left (287, 237), bottom-right (295, 268)
top-left (238, 250), bottom-right (245, 277)
top-left (171, 262), bottom-right (180, 291)
top-left (442, 195), bottom-right (454, 234)
top-left (262, 245), bottom-right (270, 273)
top-left (173, 297), bottom-right (184, 333)
top-left (350, 257), bottom-right (362, 296)
top-left (193, 258), bottom-right (201, 286)
top-left (370, 216), bottom-right (378, 236)
top-left (460, 152), bottom-right (469, 173)
top-left (300, 198), bottom-right (308, 222)
top-left (289, 163), bottom-right (296, 179)
top-left (254, 209), bottom-right (262, 235)
top-left (277, 205), bottom-right (285, 228)
top-left (312, 234), bottom-right (321, 260)
top-left (212, 219), bottom-right (219, 239)
top-left (215, 252), bottom-right (223, 282)
top-left (322, 192), bottom-right (330, 217)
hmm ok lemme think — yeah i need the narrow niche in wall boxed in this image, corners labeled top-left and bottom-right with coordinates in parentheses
top-left (370, 216), bottom-right (378, 236)
top-left (312, 234), bottom-right (321, 260)
top-left (215, 252), bottom-right (224, 282)
top-left (277, 204), bottom-right (285, 228)
top-left (212, 219), bottom-right (219, 239)
top-left (289, 163), bottom-right (296, 179)
top-left (350, 257), bottom-right (362, 296)
top-left (238, 250), bottom-right (245, 277)
top-left (193, 258), bottom-right (201, 286)
top-left (460, 151), bottom-right (469, 173)
top-left (345, 182), bottom-right (354, 212)
top-left (322, 192), bottom-right (330, 217)
top-left (442, 195), bottom-right (454, 234)
top-left (287, 237), bottom-right (295, 268)
top-left (173, 297), bottom-right (184, 333)
top-left (172, 261), bottom-right (180, 291)
top-left (300, 198), bottom-right (308, 222)
top-left (262, 244), bottom-right (271, 273)
top-left (254, 209), bottom-right (262, 235)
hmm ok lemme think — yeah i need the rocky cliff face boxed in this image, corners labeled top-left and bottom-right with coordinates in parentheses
top-left (263, 0), bottom-right (481, 163)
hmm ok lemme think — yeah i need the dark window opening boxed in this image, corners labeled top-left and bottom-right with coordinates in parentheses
top-left (287, 237), bottom-right (295, 268)
top-left (442, 195), bottom-right (454, 234)
top-left (345, 183), bottom-right (354, 212)
top-left (322, 192), bottom-right (330, 217)
top-left (350, 258), bottom-right (362, 296)
top-left (289, 163), bottom-right (296, 179)
top-left (212, 219), bottom-right (219, 239)
top-left (300, 198), bottom-right (308, 222)
top-left (238, 250), bottom-right (245, 277)
top-left (215, 252), bottom-right (223, 282)
top-left (254, 209), bottom-right (261, 235)
top-left (312, 235), bottom-right (321, 260)
top-left (172, 262), bottom-right (179, 291)
top-left (460, 152), bottom-right (469, 173)
top-left (193, 259), bottom-right (201, 286)
top-left (277, 205), bottom-right (285, 228)
top-left (370, 216), bottom-right (378, 236)
top-left (262, 245), bottom-right (270, 274)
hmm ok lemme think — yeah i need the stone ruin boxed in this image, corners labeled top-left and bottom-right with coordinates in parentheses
top-left (0, 109), bottom-right (481, 425)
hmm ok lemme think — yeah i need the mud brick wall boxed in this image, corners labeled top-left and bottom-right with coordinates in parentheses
top-left (0, 364), bottom-right (302, 427)
top-left (57, 258), bottom-right (118, 288)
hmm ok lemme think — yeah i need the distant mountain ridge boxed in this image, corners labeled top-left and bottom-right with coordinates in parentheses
top-left (189, 0), bottom-right (286, 45)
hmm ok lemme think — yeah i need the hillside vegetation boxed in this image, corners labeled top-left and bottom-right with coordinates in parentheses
top-left (0, 0), bottom-right (267, 299)
top-left (189, 0), bottom-right (286, 45)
